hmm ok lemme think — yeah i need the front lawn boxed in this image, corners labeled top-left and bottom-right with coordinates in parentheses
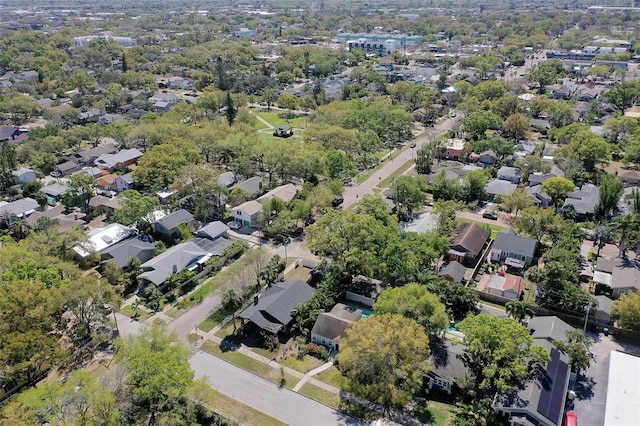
top-left (251, 108), bottom-right (308, 129)
top-left (412, 400), bottom-right (456, 426)
top-left (119, 305), bottom-right (152, 322)
top-left (298, 383), bottom-right (341, 409)
top-left (281, 355), bottom-right (323, 373)
top-left (315, 367), bottom-right (344, 388)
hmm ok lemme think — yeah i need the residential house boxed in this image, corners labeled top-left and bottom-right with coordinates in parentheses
top-left (474, 150), bottom-right (498, 167)
top-left (190, 236), bottom-right (234, 257)
top-left (196, 221), bottom-right (229, 240)
top-left (530, 118), bottom-right (551, 131)
top-left (438, 261), bottom-right (467, 283)
top-left (486, 275), bottom-right (525, 300)
top-left (273, 126), bottom-right (294, 138)
top-left (138, 241), bottom-right (210, 287)
top-left (77, 108), bottom-right (102, 124)
top-left (153, 209), bottom-right (195, 239)
top-left (239, 279), bottom-right (316, 336)
top-left (69, 143), bottom-right (117, 166)
top-left (346, 276), bottom-right (383, 308)
top-left (231, 200), bottom-right (263, 227)
top-left (617, 169), bottom-right (640, 185)
top-left (423, 167), bottom-right (464, 185)
top-left (41, 182), bottom-right (69, 203)
top-left (100, 234), bottom-right (158, 268)
top-left (562, 184), bottom-right (599, 218)
top-left (52, 160), bottom-right (81, 177)
top-left (526, 184), bottom-right (552, 208)
top-left (493, 316), bottom-right (574, 426)
top-left (528, 166), bottom-right (565, 187)
top-left (435, 138), bottom-right (466, 161)
top-left (257, 183), bottom-right (299, 204)
top-left (593, 257), bottom-right (640, 298)
top-left (426, 340), bottom-right (469, 393)
top-left (232, 176), bottom-right (264, 198)
top-left (218, 171), bottom-right (237, 188)
top-left (0, 125), bottom-right (20, 142)
top-left (12, 167), bottom-right (37, 185)
top-left (0, 197), bottom-right (40, 225)
top-left (96, 173), bottom-right (118, 193)
top-left (624, 106), bottom-right (640, 119)
top-left (514, 141), bottom-right (536, 158)
top-left (73, 223), bottom-right (134, 258)
top-left (449, 222), bottom-right (490, 266)
top-left (485, 179), bottom-right (518, 200)
top-left (311, 303), bottom-right (362, 351)
top-left (115, 172), bottom-right (136, 193)
top-left (156, 188), bottom-right (176, 205)
top-left (95, 148), bottom-right (143, 172)
top-left (88, 195), bottom-right (121, 217)
top-left (148, 92), bottom-right (179, 107)
top-left (25, 204), bottom-right (86, 232)
top-left (497, 167), bottom-right (521, 185)
top-left (490, 228), bottom-right (538, 270)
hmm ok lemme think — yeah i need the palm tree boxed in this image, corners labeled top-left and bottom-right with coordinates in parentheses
top-left (613, 214), bottom-right (639, 258)
top-left (593, 224), bottom-right (613, 259)
top-left (505, 300), bottom-right (534, 323)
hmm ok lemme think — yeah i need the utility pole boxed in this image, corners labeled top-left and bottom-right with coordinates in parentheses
top-left (583, 302), bottom-right (592, 333)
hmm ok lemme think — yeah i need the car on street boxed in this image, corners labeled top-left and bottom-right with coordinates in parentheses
top-left (482, 211), bottom-right (498, 220)
top-left (410, 142), bottom-right (417, 148)
top-left (331, 197), bottom-right (344, 207)
top-left (228, 220), bottom-right (242, 230)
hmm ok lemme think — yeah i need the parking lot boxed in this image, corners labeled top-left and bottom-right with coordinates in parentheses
top-left (571, 331), bottom-right (640, 426)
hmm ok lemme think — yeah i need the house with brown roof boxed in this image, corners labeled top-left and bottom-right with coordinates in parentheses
top-left (486, 275), bottom-right (525, 300)
top-left (448, 222), bottom-right (490, 266)
top-left (618, 169), bottom-right (640, 185)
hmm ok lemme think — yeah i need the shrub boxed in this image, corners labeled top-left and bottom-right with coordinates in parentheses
top-left (308, 343), bottom-right (330, 361)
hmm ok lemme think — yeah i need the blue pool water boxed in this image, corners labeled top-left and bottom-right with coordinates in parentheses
top-left (343, 301), bottom-right (374, 318)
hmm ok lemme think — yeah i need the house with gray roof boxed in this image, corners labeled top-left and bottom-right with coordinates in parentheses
top-left (196, 221), bottom-right (229, 240)
top-left (593, 257), bottom-right (640, 298)
top-left (95, 148), bottom-right (143, 172)
top-left (485, 179), bottom-right (517, 200)
top-left (12, 167), bottom-right (37, 185)
top-left (101, 234), bottom-right (158, 268)
top-left (427, 340), bottom-right (470, 394)
top-left (138, 241), bottom-right (210, 287)
top-left (562, 184), bottom-right (599, 217)
top-left (493, 317), bottom-right (573, 426)
top-left (232, 176), bottom-right (263, 197)
top-left (438, 261), bottom-right (467, 283)
top-left (115, 172), bottom-right (135, 193)
top-left (153, 209), bottom-right (194, 239)
top-left (52, 160), bottom-right (81, 177)
top-left (25, 205), bottom-right (86, 232)
top-left (239, 279), bottom-right (315, 336)
top-left (497, 167), bottom-right (521, 185)
top-left (311, 303), bottom-right (362, 351)
top-left (0, 197), bottom-right (40, 225)
top-left (490, 228), bottom-right (538, 269)
top-left (41, 182), bottom-right (70, 201)
top-left (218, 171), bottom-right (237, 188)
top-left (69, 143), bottom-right (117, 166)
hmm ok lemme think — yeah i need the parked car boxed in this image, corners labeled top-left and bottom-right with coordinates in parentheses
top-left (410, 142), bottom-right (417, 148)
top-left (229, 220), bottom-right (242, 230)
top-left (292, 227), bottom-right (304, 237)
top-left (304, 218), bottom-right (316, 226)
top-left (482, 211), bottom-right (498, 220)
top-left (331, 197), bottom-right (344, 207)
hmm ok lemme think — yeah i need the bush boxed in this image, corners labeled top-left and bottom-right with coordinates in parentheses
top-left (308, 343), bottom-right (330, 361)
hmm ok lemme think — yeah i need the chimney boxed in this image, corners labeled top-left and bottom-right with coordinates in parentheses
top-left (253, 295), bottom-right (259, 305)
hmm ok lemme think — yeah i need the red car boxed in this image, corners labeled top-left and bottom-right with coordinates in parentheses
top-left (564, 411), bottom-right (577, 426)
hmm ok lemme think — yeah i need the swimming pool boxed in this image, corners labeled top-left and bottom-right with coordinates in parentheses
top-left (343, 301), bottom-right (374, 318)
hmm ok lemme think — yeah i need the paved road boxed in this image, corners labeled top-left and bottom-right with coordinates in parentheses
top-left (343, 116), bottom-right (461, 209)
top-left (191, 351), bottom-right (362, 426)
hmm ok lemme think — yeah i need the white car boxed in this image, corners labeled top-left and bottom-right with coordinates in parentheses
top-left (229, 221), bottom-right (242, 230)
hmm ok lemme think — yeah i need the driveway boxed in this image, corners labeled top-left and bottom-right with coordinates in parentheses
top-left (571, 332), bottom-right (640, 426)
top-left (191, 351), bottom-right (363, 426)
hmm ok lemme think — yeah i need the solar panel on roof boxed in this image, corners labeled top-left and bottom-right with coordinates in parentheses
top-left (537, 349), bottom-right (568, 423)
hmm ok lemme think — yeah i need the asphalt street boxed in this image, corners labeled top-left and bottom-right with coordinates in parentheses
top-left (191, 351), bottom-right (363, 426)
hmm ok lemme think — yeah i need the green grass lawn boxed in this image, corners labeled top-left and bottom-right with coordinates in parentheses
top-left (201, 340), bottom-right (298, 389)
top-left (315, 367), bottom-right (344, 388)
top-left (281, 355), bottom-right (322, 373)
top-left (412, 400), bottom-right (456, 426)
top-left (284, 265), bottom-right (312, 283)
top-left (298, 383), bottom-right (341, 409)
top-left (252, 109), bottom-right (308, 129)
top-left (254, 119), bottom-right (270, 131)
top-left (119, 305), bottom-right (152, 322)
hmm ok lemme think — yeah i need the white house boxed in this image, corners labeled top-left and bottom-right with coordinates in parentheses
top-left (231, 200), bottom-right (263, 227)
top-left (311, 303), bottom-right (362, 351)
top-left (12, 167), bottom-right (37, 185)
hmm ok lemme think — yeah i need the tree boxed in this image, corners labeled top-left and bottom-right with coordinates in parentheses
top-left (502, 188), bottom-right (534, 218)
top-left (390, 175), bottom-right (427, 215)
top-left (593, 224), bottom-right (613, 259)
top-left (278, 93), bottom-right (299, 120)
top-left (415, 145), bottom-right (433, 174)
top-left (557, 130), bottom-right (611, 173)
top-left (6, 370), bottom-right (119, 426)
top-left (113, 190), bottom-right (161, 228)
top-left (61, 173), bottom-right (96, 214)
top-left (554, 330), bottom-right (593, 374)
top-left (373, 283), bottom-right (448, 335)
top-left (260, 87), bottom-right (277, 111)
top-left (613, 214), bottom-right (640, 258)
top-left (505, 300), bottom-right (534, 323)
top-left (541, 176), bottom-right (575, 208)
top-left (611, 291), bottom-right (640, 331)
top-left (595, 174), bottom-right (624, 222)
top-left (0, 141), bottom-right (17, 193)
top-left (325, 150), bottom-right (354, 179)
top-left (427, 278), bottom-right (479, 321)
top-left (63, 277), bottom-right (117, 340)
top-left (528, 59), bottom-right (564, 93)
top-left (339, 314), bottom-right (431, 411)
top-left (225, 92), bottom-right (236, 126)
top-left (462, 110), bottom-right (502, 140)
top-left (354, 194), bottom-right (394, 226)
top-left (462, 169), bottom-right (488, 203)
top-left (433, 200), bottom-right (461, 234)
top-left (503, 113), bottom-right (530, 140)
top-left (115, 324), bottom-right (194, 421)
top-left (457, 314), bottom-right (550, 402)
top-left (133, 140), bottom-right (200, 190)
